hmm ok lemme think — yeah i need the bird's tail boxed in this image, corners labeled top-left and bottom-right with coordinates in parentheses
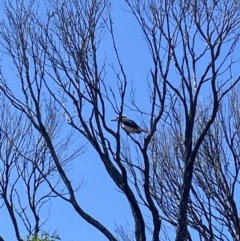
top-left (139, 128), bottom-right (149, 133)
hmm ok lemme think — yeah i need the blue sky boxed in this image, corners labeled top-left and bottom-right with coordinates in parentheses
top-left (1, 1), bottom-right (240, 241)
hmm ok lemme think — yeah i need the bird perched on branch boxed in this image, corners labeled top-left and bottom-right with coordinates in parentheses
top-left (111, 115), bottom-right (149, 134)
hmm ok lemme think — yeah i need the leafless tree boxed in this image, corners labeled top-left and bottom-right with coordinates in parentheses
top-left (0, 95), bottom-right (83, 241)
top-left (149, 87), bottom-right (240, 241)
top-left (0, 0), bottom-right (240, 241)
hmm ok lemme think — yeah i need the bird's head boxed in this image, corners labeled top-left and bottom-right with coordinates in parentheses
top-left (111, 115), bottom-right (127, 122)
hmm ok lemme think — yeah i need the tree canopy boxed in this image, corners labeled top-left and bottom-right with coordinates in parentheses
top-left (0, 0), bottom-right (240, 241)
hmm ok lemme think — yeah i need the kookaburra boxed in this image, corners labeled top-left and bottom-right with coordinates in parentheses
top-left (111, 115), bottom-right (149, 134)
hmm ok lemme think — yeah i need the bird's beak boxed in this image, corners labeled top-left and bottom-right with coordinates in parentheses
top-left (111, 118), bottom-right (117, 121)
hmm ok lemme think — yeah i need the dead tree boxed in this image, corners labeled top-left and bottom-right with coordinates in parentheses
top-left (0, 0), bottom-right (240, 241)
top-left (0, 95), bottom-right (83, 240)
